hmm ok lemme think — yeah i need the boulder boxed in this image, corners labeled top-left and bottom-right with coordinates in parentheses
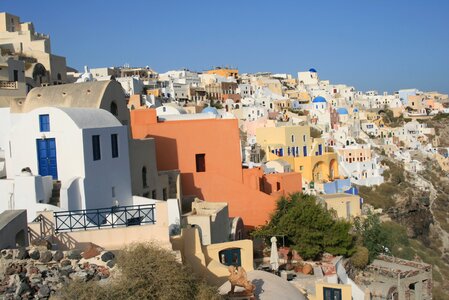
top-left (38, 284), bottom-right (50, 298)
top-left (106, 260), bottom-right (116, 268)
top-left (60, 259), bottom-right (71, 267)
top-left (67, 249), bottom-right (82, 260)
top-left (59, 265), bottom-right (73, 277)
top-left (15, 248), bottom-right (29, 260)
top-left (15, 279), bottom-right (32, 297)
top-left (39, 251), bottom-right (53, 263)
top-left (100, 251), bottom-right (114, 262)
top-left (1, 249), bottom-right (13, 259)
top-left (29, 249), bottom-right (40, 260)
top-left (82, 243), bottom-right (104, 259)
top-left (53, 250), bottom-right (64, 262)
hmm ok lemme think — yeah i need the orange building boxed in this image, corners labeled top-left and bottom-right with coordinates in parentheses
top-left (130, 109), bottom-right (302, 228)
top-left (205, 67), bottom-right (239, 79)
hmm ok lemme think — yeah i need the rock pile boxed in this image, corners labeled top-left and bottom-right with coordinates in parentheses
top-left (0, 247), bottom-right (116, 299)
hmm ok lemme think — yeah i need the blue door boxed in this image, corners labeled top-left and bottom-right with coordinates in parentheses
top-left (36, 138), bottom-right (58, 179)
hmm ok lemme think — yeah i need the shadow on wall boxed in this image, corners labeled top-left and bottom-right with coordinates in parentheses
top-left (28, 213), bottom-right (77, 250)
top-left (181, 172), bottom-right (205, 200)
top-left (144, 135), bottom-right (179, 171)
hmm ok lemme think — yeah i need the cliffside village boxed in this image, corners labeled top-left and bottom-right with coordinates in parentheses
top-left (0, 12), bottom-right (443, 299)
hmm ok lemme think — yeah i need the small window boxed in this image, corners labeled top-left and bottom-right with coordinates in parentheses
top-left (110, 101), bottom-right (118, 116)
top-left (111, 134), bottom-right (118, 158)
top-left (39, 114), bottom-right (50, 132)
top-left (112, 186), bottom-right (116, 198)
top-left (163, 188), bottom-right (167, 200)
top-left (142, 166), bottom-right (148, 188)
top-left (92, 135), bottom-right (101, 161)
top-left (291, 135), bottom-right (295, 143)
top-left (152, 190), bottom-right (157, 199)
top-left (196, 154), bottom-right (206, 172)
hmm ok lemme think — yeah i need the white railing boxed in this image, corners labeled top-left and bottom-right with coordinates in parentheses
top-left (0, 81), bottom-right (18, 89)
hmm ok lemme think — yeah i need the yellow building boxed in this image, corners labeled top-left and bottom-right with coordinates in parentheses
top-left (256, 125), bottom-right (338, 183)
top-left (171, 227), bottom-right (253, 286)
top-left (318, 193), bottom-right (362, 220)
top-left (205, 67), bottom-right (238, 79)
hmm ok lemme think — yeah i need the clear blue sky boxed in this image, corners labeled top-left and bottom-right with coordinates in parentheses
top-left (3, 0), bottom-right (449, 93)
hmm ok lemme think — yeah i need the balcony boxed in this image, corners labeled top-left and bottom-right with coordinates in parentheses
top-left (0, 81), bottom-right (18, 89)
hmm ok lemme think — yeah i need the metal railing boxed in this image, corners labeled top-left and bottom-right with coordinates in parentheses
top-left (54, 204), bottom-right (155, 233)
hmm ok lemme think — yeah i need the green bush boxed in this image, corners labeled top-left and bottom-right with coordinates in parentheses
top-left (350, 246), bottom-right (369, 269)
top-left (253, 193), bottom-right (355, 260)
top-left (58, 243), bottom-right (221, 300)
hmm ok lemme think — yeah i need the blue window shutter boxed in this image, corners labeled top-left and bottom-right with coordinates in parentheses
top-left (39, 114), bottom-right (50, 132)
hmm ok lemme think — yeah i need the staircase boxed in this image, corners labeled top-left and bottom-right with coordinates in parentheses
top-left (49, 180), bottom-right (61, 206)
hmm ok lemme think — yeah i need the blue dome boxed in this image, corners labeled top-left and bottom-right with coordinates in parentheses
top-left (353, 108), bottom-right (359, 113)
top-left (309, 68), bottom-right (317, 73)
top-left (337, 108), bottom-right (349, 115)
top-left (202, 106), bottom-right (219, 115)
top-left (312, 96), bottom-right (327, 103)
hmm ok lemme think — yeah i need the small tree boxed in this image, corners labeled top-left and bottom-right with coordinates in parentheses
top-left (253, 193), bottom-right (355, 260)
top-left (353, 212), bottom-right (388, 262)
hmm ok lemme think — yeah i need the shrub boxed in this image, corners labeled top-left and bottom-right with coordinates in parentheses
top-left (253, 193), bottom-right (355, 260)
top-left (350, 246), bottom-right (369, 269)
top-left (58, 243), bottom-right (221, 300)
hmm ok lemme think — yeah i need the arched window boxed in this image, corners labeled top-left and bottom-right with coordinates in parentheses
top-left (110, 101), bottom-right (118, 116)
top-left (57, 73), bottom-right (62, 81)
top-left (142, 166), bottom-right (148, 188)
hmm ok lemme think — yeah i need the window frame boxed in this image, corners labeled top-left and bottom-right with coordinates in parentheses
top-left (92, 135), bottom-right (101, 161)
top-left (111, 134), bottom-right (119, 158)
top-left (39, 114), bottom-right (50, 132)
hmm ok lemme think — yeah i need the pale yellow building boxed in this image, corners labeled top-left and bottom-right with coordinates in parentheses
top-left (318, 193), bottom-right (362, 220)
top-left (171, 227), bottom-right (254, 286)
top-left (256, 125), bottom-right (338, 183)
top-left (205, 67), bottom-right (238, 79)
top-left (0, 12), bottom-right (67, 87)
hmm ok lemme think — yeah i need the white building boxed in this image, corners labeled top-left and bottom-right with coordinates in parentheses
top-left (1, 107), bottom-right (133, 219)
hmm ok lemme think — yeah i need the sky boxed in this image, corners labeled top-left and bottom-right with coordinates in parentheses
top-left (2, 0), bottom-right (449, 93)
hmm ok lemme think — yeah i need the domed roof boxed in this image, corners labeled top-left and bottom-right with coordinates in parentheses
top-left (337, 107), bottom-right (349, 115)
top-left (309, 68), bottom-right (317, 73)
top-left (312, 96), bottom-right (327, 103)
top-left (202, 106), bottom-right (219, 115)
top-left (353, 108), bottom-right (359, 113)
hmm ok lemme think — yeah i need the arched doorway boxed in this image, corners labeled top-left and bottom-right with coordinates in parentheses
top-left (312, 161), bottom-right (325, 182)
top-left (329, 159), bottom-right (337, 180)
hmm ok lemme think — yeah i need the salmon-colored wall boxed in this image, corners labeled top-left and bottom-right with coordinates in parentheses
top-left (130, 109), bottom-right (302, 227)
top-left (131, 109), bottom-right (243, 185)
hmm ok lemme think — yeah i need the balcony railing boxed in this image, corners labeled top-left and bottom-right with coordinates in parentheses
top-left (0, 81), bottom-right (18, 89)
top-left (54, 204), bottom-right (155, 233)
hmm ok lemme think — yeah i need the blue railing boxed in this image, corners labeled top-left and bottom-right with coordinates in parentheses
top-left (54, 204), bottom-right (156, 233)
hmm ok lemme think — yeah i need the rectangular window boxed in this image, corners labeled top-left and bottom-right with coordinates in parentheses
top-left (111, 134), bottom-right (119, 158)
top-left (303, 146), bottom-right (308, 157)
top-left (323, 287), bottom-right (342, 300)
top-left (196, 154), bottom-right (206, 172)
top-left (39, 114), bottom-right (50, 132)
top-left (163, 188), bottom-right (167, 200)
top-left (152, 190), bottom-right (157, 199)
top-left (92, 135), bottom-right (101, 161)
